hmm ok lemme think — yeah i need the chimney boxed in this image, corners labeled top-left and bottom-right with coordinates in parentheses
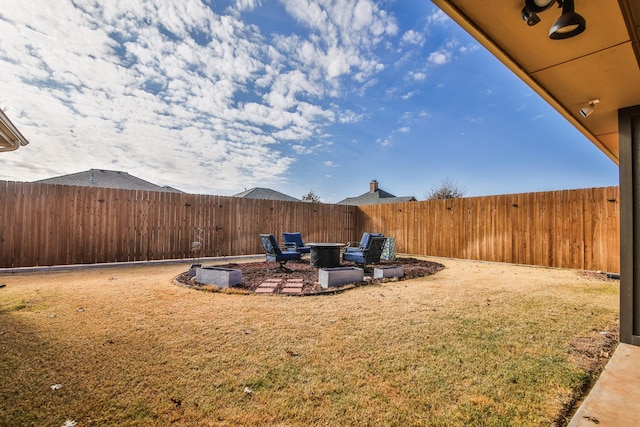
top-left (370, 180), bottom-right (378, 193)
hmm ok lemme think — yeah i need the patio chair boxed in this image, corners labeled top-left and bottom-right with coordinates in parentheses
top-left (282, 232), bottom-right (311, 255)
top-left (259, 234), bottom-right (301, 272)
top-left (342, 235), bottom-right (386, 271)
top-left (343, 232), bottom-right (384, 254)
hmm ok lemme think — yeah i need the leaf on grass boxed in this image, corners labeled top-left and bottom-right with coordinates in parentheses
top-left (243, 387), bottom-right (253, 394)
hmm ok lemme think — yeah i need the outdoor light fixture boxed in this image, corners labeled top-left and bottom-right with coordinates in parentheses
top-left (521, 0), bottom-right (586, 40)
top-left (525, 0), bottom-right (556, 13)
top-left (549, 0), bottom-right (586, 39)
top-left (521, 7), bottom-right (541, 26)
top-left (521, 0), bottom-right (555, 26)
top-left (579, 98), bottom-right (600, 117)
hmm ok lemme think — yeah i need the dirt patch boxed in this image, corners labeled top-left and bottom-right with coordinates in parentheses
top-left (580, 270), bottom-right (620, 281)
top-left (174, 257), bottom-right (445, 295)
top-left (554, 322), bottom-right (619, 426)
top-left (568, 324), bottom-right (619, 371)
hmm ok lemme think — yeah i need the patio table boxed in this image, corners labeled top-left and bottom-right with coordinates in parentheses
top-left (307, 243), bottom-right (345, 268)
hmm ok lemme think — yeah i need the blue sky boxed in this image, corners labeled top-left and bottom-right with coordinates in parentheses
top-left (0, 0), bottom-right (619, 203)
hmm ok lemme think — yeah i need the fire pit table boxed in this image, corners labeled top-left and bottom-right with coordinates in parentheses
top-left (308, 243), bottom-right (345, 268)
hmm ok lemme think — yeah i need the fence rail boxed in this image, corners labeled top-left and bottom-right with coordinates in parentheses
top-left (0, 181), bottom-right (620, 272)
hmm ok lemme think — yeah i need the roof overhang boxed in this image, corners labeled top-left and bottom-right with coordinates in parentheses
top-left (431, 0), bottom-right (640, 165)
top-left (0, 109), bottom-right (30, 153)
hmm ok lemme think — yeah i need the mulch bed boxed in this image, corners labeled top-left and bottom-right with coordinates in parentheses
top-left (174, 257), bottom-right (445, 295)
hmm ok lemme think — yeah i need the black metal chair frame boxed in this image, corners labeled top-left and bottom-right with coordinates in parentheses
top-left (282, 232), bottom-right (311, 256)
top-left (342, 236), bottom-right (386, 271)
top-left (259, 234), bottom-right (301, 272)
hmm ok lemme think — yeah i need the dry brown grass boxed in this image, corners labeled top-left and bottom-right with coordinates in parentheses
top-left (0, 257), bottom-right (618, 426)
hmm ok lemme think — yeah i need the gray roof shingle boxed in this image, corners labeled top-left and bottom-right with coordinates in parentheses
top-left (233, 187), bottom-right (299, 202)
top-left (34, 169), bottom-right (184, 193)
top-left (337, 182), bottom-right (416, 206)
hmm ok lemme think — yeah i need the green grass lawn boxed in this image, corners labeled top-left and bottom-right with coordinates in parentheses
top-left (0, 258), bottom-right (618, 426)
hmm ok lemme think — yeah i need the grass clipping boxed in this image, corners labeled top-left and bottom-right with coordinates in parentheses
top-left (0, 258), bottom-right (619, 426)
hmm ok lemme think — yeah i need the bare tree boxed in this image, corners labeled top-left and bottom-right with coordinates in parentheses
top-left (302, 190), bottom-right (321, 203)
top-left (425, 178), bottom-right (467, 200)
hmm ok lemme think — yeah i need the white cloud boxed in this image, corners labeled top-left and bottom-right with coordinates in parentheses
top-left (291, 144), bottom-right (314, 155)
top-left (401, 90), bottom-right (418, 100)
top-left (465, 115), bottom-right (484, 124)
top-left (428, 50), bottom-right (450, 66)
top-left (279, 0), bottom-right (397, 85)
top-left (401, 30), bottom-right (425, 46)
top-left (338, 109), bottom-right (367, 123)
top-left (459, 43), bottom-right (480, 54)
top-left (397, 127), bottom-right (411, 133)
top-left (426, 9), bottom-right (450, 26)
top-left (233, 0), bottom-right (263, 13)
top-left (377, 136), bottom-right (392, 147)
top-left (409, 71), bottom-right (427, 81)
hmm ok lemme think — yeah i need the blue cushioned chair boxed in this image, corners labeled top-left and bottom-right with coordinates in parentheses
top-left (342, 234), bottom-right (386, 270)
top-left (260, 234), bottom-right (301, 272)
top-left (344, 232), bottom-right (384, 254)
top-left (282, 232), bottom-right (311, 255)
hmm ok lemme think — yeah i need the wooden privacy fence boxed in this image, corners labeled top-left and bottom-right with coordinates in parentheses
top-left (0, 181), bottom-right (355, 268)
top-left (0, 181), bottom-right (620, 272)
top-left (356, 186), bottom-right (620, 273)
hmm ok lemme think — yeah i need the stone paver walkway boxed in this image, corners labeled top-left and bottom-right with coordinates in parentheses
top-left (254, 278), bottom-right (304, 295)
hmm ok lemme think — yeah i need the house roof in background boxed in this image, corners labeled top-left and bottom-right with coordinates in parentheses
top-left (337, 193), bottom-right (416, 206)
top-left (35, 169), bottom-right (184, 192)
top-left (0, 109), bottom-right (30, 153)
top-left (337, 180), bottom-right (416, 205)
top-left (233, 187), bottom-right (300, 202)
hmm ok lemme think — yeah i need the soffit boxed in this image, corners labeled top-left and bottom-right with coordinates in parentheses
top-left (431, 0), bottom-right (640, 165)
top-left (0, 109), bottom-right (29, 153)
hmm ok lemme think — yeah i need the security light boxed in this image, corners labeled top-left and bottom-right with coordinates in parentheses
top-left (579, 99), bottom-right (600, 118)
top-left (521, 7), bottom-right (541, 26)
top-left (525, 0), bottom-right (556, 13)
top-left (549, 0), bottom-right (586, 39)
top-left (521, 0), bottom-right (586, 40)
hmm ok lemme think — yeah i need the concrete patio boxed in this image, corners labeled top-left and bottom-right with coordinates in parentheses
top-left (569, 343), bottom-right (640, 426)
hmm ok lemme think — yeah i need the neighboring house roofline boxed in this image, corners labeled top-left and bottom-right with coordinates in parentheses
top-left (233, 187), bottom-right (300, 202)
top-left (34, 168), bottom-right (184, 193)
top-left (337, 179), bottom-right (416, 206)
